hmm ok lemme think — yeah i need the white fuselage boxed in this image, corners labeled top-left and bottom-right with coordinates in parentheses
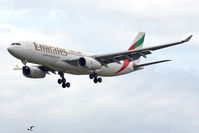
top-left (7, 41), bottom-right (135, 76)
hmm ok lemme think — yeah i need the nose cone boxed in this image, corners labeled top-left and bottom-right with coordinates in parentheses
top-left (7, 43), bottom-right (23, 60)
top-left (7, 45), bottom-right (17, 57)
top-left (7, 46), bottom-right (13, 54)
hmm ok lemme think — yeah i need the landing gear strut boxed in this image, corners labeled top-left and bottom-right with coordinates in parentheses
top-left (22, 60), bottom-right (27, 66)
top-left (58, 72), bottom-right (70, 88)
top-left (89, 72), bottom-right (102, 84)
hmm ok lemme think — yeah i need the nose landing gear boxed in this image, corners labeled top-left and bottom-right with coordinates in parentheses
top-left (58, 72), bottom-right (70, 88)
top-left (89, 72), bottom-right (102, 84)
top-left (22, 60), bottom-right (27, 66)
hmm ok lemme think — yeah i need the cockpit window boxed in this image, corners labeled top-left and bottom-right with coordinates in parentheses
top-left (11, 43), bottom-right (21, 46)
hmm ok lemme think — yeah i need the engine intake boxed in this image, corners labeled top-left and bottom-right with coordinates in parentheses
top-left (22, 66), bottom-right (46, 78)
top-left (78, 57), bottom-right (102, 70)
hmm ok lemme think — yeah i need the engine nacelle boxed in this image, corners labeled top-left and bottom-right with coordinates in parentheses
top-left (22, 66), bottom-right (46, 78)
top-left (78, 57), bottom-right (102, 70)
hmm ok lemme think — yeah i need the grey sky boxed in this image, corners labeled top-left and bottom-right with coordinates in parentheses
top-left (0, 0), bottom-right (199, 133)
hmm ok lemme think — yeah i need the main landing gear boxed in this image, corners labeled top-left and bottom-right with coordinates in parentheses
top-left (57, 72), bottom-right (70, 88)
top-left (89, 72), bottom-right (102, 83)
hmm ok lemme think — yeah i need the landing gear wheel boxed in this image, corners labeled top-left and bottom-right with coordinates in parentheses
top-left (89, 74), bottom-right (94, 79)
top-left (98, 77), bottom-right (102, 83)
top-left (62, 83), bottom-right (66, 88)
top-left (66, 82), bottom-right (70, 88)
top-left (58, 79), bottom-right (62, 84)
top-left (90, 72), bottom-right (103, 84)
top-left (58, 72), bottom-right (70, 88)
top-left (94, 78), bottom-right (98, 83)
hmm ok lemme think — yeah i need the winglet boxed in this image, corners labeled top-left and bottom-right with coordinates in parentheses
top-left (183, 35), bottom-right (193, 42)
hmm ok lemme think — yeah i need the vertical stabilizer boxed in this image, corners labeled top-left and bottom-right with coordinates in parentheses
top-left (115, 32), bottom-right (145, 74)
top-left (129, 32), bottom-right (145, 65)
top-left (128, 32), bottom-right (145, 50)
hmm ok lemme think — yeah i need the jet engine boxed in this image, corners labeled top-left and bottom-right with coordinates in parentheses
top-left (78, 57), bottom-right (102, 70)
top-left (22, 66), bottom-right (46, 78)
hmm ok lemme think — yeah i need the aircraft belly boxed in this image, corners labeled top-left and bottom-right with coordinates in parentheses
top-left (51, 60), bottom-right (92, 75)
top-left (98, 62), bottom-right (134, 77)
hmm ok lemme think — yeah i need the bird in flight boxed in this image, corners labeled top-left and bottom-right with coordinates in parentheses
top-left (27, 126), bottom-right (35, 131)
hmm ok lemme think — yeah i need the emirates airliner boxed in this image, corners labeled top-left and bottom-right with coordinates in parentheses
top-left (7, 32), bottom-right (192, 88)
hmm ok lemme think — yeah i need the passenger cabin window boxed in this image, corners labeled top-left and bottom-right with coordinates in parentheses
top-left (11, 43), bottom-right (21, 46)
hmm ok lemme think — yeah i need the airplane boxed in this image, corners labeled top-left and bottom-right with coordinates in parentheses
top-left (7, 32), bottom-right (192, 88)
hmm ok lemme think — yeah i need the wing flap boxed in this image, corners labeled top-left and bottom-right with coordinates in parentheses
top-left (95, 50), bottom-right (152, 65)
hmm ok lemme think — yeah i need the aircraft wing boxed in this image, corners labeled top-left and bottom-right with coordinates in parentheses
top-left (13, 65), bottom-right (57, 74)
top-left (37, 65), bottom-right (56, 74)
top-left (93, 35), bottom-right (192, 66)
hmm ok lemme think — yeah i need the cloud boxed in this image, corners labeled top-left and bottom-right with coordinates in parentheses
top-left (0, 0), bottom-right (199, 133)
top-left (100, 0), bottom-right (199, 17)
top-left (1, 68), bottom-right (199, 133)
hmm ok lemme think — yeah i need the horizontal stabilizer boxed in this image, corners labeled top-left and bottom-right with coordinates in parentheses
top-left (134, 60), bottom-right (171, 70)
